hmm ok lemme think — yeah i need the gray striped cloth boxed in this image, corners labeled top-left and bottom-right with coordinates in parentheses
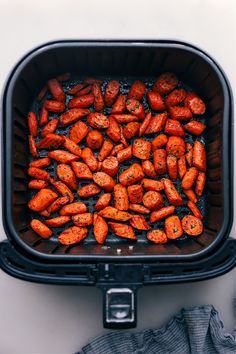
top-left (78, 305), bottom-right (236, 354)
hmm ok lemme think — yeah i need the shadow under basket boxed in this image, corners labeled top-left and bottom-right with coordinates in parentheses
top-left (0, 40), bottom-right (234, 328)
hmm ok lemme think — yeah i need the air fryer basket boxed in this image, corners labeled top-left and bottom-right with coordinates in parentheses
top-left (2, 41), bottom-right (233, 262)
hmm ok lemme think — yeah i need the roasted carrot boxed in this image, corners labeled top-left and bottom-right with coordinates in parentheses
top-left (141, 178), bottom-right (164, 192)
top-left (57, 164), bottom-right (77, 190)
top-left (60, 108), bottom-right (90, 126)
top-left (28, 112), bottom-right (38, 136)
top-left (30, 219), bottom-right (52, 238)
top-left (51, 181), bottom-right (74, 203)
top-left (130, 215), bottom-right (150, 230)
top-left (169, 106), bottom-right (192, 121)
top-left (117, 146), bottom-right (132, 163)
top-left (104, 80), bottom-right (120, 106)
top-left (142, 160), bottom-right (157, 178)
top-left (147, 91), bottom-right (165, 111)
top-left (108, 222), bottom-right (137, 240)
top-left (81, 147), bottom-right (98, 172)
top-left (133, 139), bottom-right (151, 160)
top-left (45, 216), bottom-right (71, 227)
top-left (178, 156), bottom-right (187, 179)
top-left (187, 201), bottom-right (203, 220)
top-left (87, 112), bottom-right (109, 129)
top-left (153, 72), bottom-right (178, 95)
top-left (68, 83), bottom-right (85, 95)
top-left (93, 215), bottom-right (108, 244)
top-left (126, 98), bottom-right (145, 119)
top-left (37, 85), bottom-right (47, 101)
top-left (164, 119), bottom-right (184, 137)
top-left (119, 163), bottom-right (144, 186)
top-left (72, 213), bottom-right (93, 227)
top-left (110, 144), bottom-right (124, 156)
top-left (185, 143), bottom-right (193, 166)
top-left (71, 161), bottom-right (93, 180)
top-left (30, 157), bottom-right (51, 168)
top-left (181, 167), bottom-right (199, 190)
top-left (183, 121), bottom-right (206, 136)
top-left (150, 206), bottom-right (175, 223)
top-left (58, 202), bottom-right (87, 217)
top-left (128, 80), bottom-right (145, 100)
top-left (120, 126), bottom-right (128, 147)
top-left (162, 178), bottom-right (183, 206)
top-left (92, 83), bottom-right (105, 111)
top-left (94, 193), bottom-right (112, 211)
top-left (63, 136), bottom-right (82, 157)
top-left (106, 116), bottom-right (121, 142)
top-left (143, 191), bottom-right (164, 211)
top-left (165, 215), bottom-right (183, 239)
top-left (68, 94), bottom-right (94, 108)
top-left (123, 122), bottom-right (140, 139)
top-left (37, 134), bottom-right (64, 149)
top-left (165, 88), bottom-right (186, 107)
top-left (78, 183), bottom-right (101, 198)
top-left (181, 215), bottom-right (203, 236)
top-left (147, 230), bottom-right (168, 244)
top-left (41, 118), bottom-right (58, 137)
top-left (47, 78), bottom-right (65, 102)
top-left (86, 130), bottom-right (104, 150)
top-left (29, 136), bottom-right (38, 158)
top-left (84, 77), bottom-right (103, 85)
top-left (114, 184), bottom-right (129, 211)
top-left (28, 167), bottom-right (49, 181)
top-left (111, 95), bottom-right (126, 114)
top-left (151, 134), bottom-right (168, 151)
top-left (102, 156), bottom-right (119, 176)
top-left (47, 196), bottom-right (69, 214)
top-left (111, 114), bottom-right (138, 123)
top-left (93, 172), bottom-right (115, 191)
top-left (193, 141), bottom-right (206, 171)
top-left (184, 92), bottom-right (206, 115)
top-left (28, 180), bottom-right (48, 189)
top-left (166, 136), bottom-right (185, 157)
top-left (75, 85), bottom-right (92, 96)
top-left (153, 149), bottom-right (167, 175)
top-left (183, 189), bottom-right (197, 203)
top-left (129, 204), bottom-right (150, 214)
top-left (48, 150), bottom-right (79, 164)
top-left (28, 188), bottom-right (58, 212)
top-left (69, 121), bottom-right (89, 144)
top-left (195, 171), bottom-right (206, 196)
top-left (139, 112), bottom-right (152, 137)
top-left (144, 113), bottom-right (168, 134)
top-left (98, 207), bottom-right (132, 221)
top-left (39, 105), bottom-right (49, 126)
top-left (58, 226), bottom-right (88, 245)
top-left (44, 100), bottom-right (65, 112)
top-left (98, 139), bottom-right (114, 161)
top-left (127, 184), bottom-right (143, 204)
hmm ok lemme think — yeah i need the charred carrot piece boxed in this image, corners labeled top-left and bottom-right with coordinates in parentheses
top-left (142, 160), bottom-right (157, 178)
top-left (28, 188), bottom-right (58, 212)
top-left (162, 178), bottom-right (183, 206)
top-left (151, 134), bottom-right (168, 151)
top-left (183, 189), bottom-right (197, 203)
top-left (47, 78), bottom-right (65, 102)
top-left (110, 144), bottom-right (124, 157)
top-left (71, 161), bottom-right (93, 180)
top-left (47, 196), bottom-right (69, 214)
top-left (119, 163), bottom-right (144, 186)
top-left (93, 215), bottom-right (108, 244)
top-left (45, 216), bottom-right (71, 227)
top-left (133, 139), bottom-right (151, 160)
top-left (153, 149), bottom-right (167, 175)
top-left (181, 167), bottom-right (199, 189)
top-left (178, 156), bottom-right (187, 179)
top-left (57, 164), bottom-right (77, 190)
top-left (120, 126), bottom-right (128, 147)
top-left (150, 205), bottom-right (175, 223)
top-left (164, 119), bottom-right (184, 137)
top-left (60, 108), bottom-right (90, 126)
top-left (92, 83), bottom-right (105, 111)
top-left (58, 226), bottom-right (88, 245)
top-left (166, 136), bottom-right (185, 158)
top-left (128, 80), bottom-right (145, 100)
top-left (68, 83), bottom-right (85, 95)
top-left (104, 80), bottom-right (120, 106)
top-left (108, 222), bottom-right (137, 240)
top-left (98, 207), bottom-right (132, 221)
top-left (182, 215), bottom-right (203, 236)
top-left (126, 98), bottom-right (145, 119)
top-left (123, 122), bottom-right (140, 139)
top-left (165, 88), bottom-right (186, 107)
top-left (143, 191), bottom-right (164, 211)
top-left (167, 155), bottom-right (178, 180)
top-left (93, 172), bottom-right (115, 191)
top-left (72, 213), bottom-right (93, 227)
top-left (86, 130), bottom-right (104, 150)
top-left (111, 114), bottom-right (138, 123)
top-left (68, 94), bottom-right (94, 109)
top-left (94, 193), bottom-right (112, 211)
top-left (117, 146), bottom-right (132, 163)
top-left (84, 77), bottom-right (103, 85)
top-left (98, 139), bottom-right (114, 162)
top-left (165, 215), bottom-right (183, 239)
top-left (169, 106), bottom-right (192, 121)
top-left (195, 171), bottom-right (206, 196)
top-left (111, 95), bottom-right (126, 114)
top-left (129, 204), bottom-right (150, 214)
top-left (144, 113), bottom-right (167, 134)
top-left (28, 112), bottom-right (38, 136)
top-left (39, 105), bottom-right (49, 126)
top-left (30, 157), bottom-right (51, 168)
top-left (81, 147), bottom-right (98, 172)
top-left (75, 85), bottom-right (92, 96)
top-left (29, 136), bottom-right (38, 158)
top-left (37, 134), bottom-right (64, 149)
top-left (63, 137), bottom-right (82, 157)
top-left (78, 184), bottom-right (101, 198)
top-left (59, 201), bottom-right (87, 216)
top-left (130, 215), bottom-right (150, 230)
top-left (87, 112), bottom-right (109, 129)
top-left (187, 201), bottom-right (203, 220)
top-left (141, 178), bottom-right (164, 192)
top-left (147, 91), bottom-right (165, 111)
top-left (41, 118), bottom-right (58, 137)
top-left (44, 100), bottom-right (65, 112)
top-left (28, 167), bottom-right (49, 181)
top-left (28, 179), bottom-right (48, 189)
top-left (52, 181), bottom-right (74, 203)
top-left (139, 112), bottom-right (152, 137)
top-left (153, 72), bottom-right (178, 95)
top-left (106, 116), bottom-right (121, 142)
top-left (193, 141), bottom-right (206, 171)
top-left (183, 121), bottom-right (206, 136)
top-left (127, 184), bottom-right (143, 204)
top-left (147, 230), bottom-right (168, 244)
top-left (114, 184), bottom-right (129, 211)
top-left (102, 156), bottom-right (119, 176)
top-left (37, 86), bottom-right (47, 101)
top-left (48, 150), bottom-right (79, 164)
top-left (30, 219), bottom-right (52, 239)
top-left (184, 92), bottom-right (206, 115)
top-left (69, 121), bottom-right (89, 144)
top-left (186, 143), bottom-right (193, 166)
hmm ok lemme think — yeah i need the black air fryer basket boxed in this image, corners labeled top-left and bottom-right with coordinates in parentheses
top-left (0, 40), bottom-right (234, 328)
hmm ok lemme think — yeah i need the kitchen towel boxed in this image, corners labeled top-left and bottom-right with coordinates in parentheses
top-left (77, 304), bottom-right (236, 354)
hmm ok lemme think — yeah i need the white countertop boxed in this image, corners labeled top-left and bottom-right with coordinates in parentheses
top-left (0, 1), bottom-right (236, 353)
